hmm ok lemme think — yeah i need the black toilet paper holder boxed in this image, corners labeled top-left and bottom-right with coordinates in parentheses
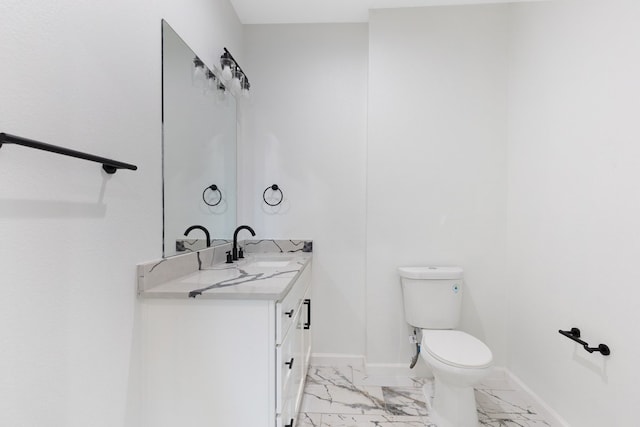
top-left (558, 327), bottom-right (610, 356)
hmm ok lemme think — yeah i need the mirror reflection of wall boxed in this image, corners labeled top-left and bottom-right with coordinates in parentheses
top-left (162, 20), bottom-right (237, 258)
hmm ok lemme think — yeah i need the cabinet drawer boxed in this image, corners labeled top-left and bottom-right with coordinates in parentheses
top-left (276, 390), bottom-right (297, 427)
top-left (276, 307), bottom-right (301, 413)
top-left (276, 412), bottom-right (296, 427)
top-left (276, 261), bottom-right (311, 344)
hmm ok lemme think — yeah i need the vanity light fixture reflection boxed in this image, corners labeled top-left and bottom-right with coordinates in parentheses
top-left (241, 75), bottom-right (250, 98)
top-left (216, 81), bottom-right (227, 102)
top-left (192, 56), bottom-right (206, 87)
top-left (220, 52), bottom-right (234, 81)
top-left (231, 67), bottom-right (243, 93)
top-left (206, 69), bottom-right (217, 92)
top-left (219, 47), bottom-right (250, 97)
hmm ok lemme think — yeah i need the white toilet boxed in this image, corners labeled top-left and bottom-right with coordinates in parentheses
top-left (398, 266), bottom-right (492, 427)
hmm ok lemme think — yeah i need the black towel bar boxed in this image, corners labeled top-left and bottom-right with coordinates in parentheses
top-left (558, 328), bottom-right (610, 356)
top-left (0, 132), bottom-right (138, 174)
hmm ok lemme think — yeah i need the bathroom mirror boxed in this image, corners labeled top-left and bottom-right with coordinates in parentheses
top-left (162, 20), bottom-right (237, 257)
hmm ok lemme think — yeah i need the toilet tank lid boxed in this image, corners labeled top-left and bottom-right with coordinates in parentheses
top-left (398, 266), bottom-right (463, 280)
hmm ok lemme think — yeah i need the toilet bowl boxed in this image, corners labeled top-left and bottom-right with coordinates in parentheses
top-left (397, 266), bottom-right (493, 427)
top-left (421, 329), bottom-right (492, 427)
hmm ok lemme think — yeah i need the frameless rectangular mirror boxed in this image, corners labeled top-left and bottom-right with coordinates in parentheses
top-left (162, 20), bottom-right (237, 257)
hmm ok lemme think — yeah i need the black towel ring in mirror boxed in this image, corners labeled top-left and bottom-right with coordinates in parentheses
top-left (263, 184), bottom-right (283, 206)
top-left (202, 184), bottom-right (222, 206)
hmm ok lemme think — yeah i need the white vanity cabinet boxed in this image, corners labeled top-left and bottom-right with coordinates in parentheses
top-left (276, 282), bottom-right (312, 427)
top-left (141, 259), bottom-right (312, 427)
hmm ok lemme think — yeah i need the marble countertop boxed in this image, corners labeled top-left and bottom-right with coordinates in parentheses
top-left (139, 252), bottom-right (312, 301)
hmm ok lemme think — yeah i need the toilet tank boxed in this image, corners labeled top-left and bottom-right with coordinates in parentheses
top-left (398, 266), bottom-right (464, 329)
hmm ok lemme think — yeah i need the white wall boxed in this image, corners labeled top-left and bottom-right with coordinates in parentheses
top-left (366, 5), bottom-right (509, 367)
top-left (240, 24), bottom-right (369, 356)
top-left (507, 0), bottom-right (640, 424)
top-left (241, 6), bottom-right (510, 371)
top-left (0, 1), bottom-right (241, 426)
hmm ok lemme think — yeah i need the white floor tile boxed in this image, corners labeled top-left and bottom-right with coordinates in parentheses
top-left (353, 373), bottom-right (425, 388)
top-left (301, 364), bottom-right (555, 427)
top-left (307, 365), bottom-right (356, 387)
top-left (301, 384), bottom-right (388, 416)
top-left (297, 412), bottom-right (322, 427)
top-left (381, 387), bottom-right (428, 417)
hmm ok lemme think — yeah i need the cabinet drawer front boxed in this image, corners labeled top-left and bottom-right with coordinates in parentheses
top-left (276, 410), bottom-right (296, 427)
top-left (276, 307), bottom-right (301, 413)
top-left (276, 377), bottom-right (298, 427)
top-left (276, 262), bottom-right (311, 344)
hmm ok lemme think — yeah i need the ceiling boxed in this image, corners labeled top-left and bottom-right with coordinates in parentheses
top-left (229, 0), bottom-right (539, 24)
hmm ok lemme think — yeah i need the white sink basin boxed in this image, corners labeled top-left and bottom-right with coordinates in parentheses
top-left (251, 260), bottom-right (291, 268)
top-left (245, 256), bottom-right (296, 268)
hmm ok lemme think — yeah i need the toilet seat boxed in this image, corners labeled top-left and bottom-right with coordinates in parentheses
top-left (422, 330), bottom-right (492, 369)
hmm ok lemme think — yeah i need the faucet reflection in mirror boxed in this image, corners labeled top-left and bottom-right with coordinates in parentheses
top-left (162, 20), bottom-right (237, 257)
top-left (184, 225), bottom-right (211, 248)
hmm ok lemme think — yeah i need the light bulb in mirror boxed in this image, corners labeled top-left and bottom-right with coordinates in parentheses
top-left (206, 70), bottom-right (217, 92)
top-left (192, 57), bottom-right (206, 87)
top-left (241, 76), bottom-right (251, 98)
top-left (220, 55), bottom-right (234, 81)
top-left (231, 69), bottom-right (243, 93)
top-left (216, 82), bottom-right (226, 103)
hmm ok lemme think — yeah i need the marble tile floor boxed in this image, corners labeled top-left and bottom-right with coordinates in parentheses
top-left (297, 364), bottom-right (557, 427)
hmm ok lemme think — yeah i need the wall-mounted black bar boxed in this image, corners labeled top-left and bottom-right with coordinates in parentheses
top-left (558, 328), bottom-right (611, 356)
top-left (0, 132), bottom-right (138, 174)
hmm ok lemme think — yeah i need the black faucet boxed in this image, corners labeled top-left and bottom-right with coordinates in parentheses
top-left (184, 225), bottom-right (211, 248)
top-left (232, 225), bottom-right (255, 261)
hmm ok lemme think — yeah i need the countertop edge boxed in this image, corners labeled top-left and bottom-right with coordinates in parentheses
top-left (139, 255), bottom-right (312, 301)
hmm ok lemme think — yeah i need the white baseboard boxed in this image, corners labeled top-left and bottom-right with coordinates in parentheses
top-left (310, 353), bottom-right (430, 377)
top-left (499, 367), bottom-right (570, 427)
top-left (364, 362), bottom-right (428, 378)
